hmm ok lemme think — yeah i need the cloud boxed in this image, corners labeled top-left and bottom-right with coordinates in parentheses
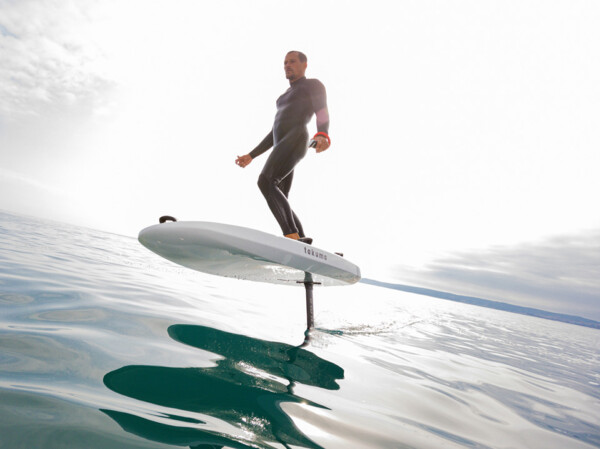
top-left (0, 167), bottom-right (68, 195)
top-left (0, 0), bottom-right (114, 121)
top-left (0, 167), bottom-right (85, 225)
top-left (395, 230), bottom-right (600, 321)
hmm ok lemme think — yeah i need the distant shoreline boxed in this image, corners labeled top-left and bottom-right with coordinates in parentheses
top-left (361, 278), bottom-right (600, 330)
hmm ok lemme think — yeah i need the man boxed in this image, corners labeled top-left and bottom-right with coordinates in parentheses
top-left (235, 51), bottom-right (331, 243)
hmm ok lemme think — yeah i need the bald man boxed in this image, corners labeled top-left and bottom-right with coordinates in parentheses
top-left (235, 51), bottom-right (330, 243)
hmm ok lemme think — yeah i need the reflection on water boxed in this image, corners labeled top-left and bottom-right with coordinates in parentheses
top-left (103, 325), bottom-right (344, 449)
top-left (3, 211), bottom-right (599, 448)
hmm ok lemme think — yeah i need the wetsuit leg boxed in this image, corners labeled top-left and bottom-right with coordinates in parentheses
top-left (278, 171), bottom-right (305, 238)
top-left (257, 136), bottom-right (307, 236)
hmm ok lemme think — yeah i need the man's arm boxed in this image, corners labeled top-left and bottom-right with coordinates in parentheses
top-left (249, 129), bottom-right (274, 159)
top-left (235, 129), bottom-right (274, 168)
top-left (309, 80), bottom-right (330, 153)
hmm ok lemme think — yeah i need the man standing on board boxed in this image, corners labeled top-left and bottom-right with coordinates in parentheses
top-left (235, 51), bottom-right (331, 243)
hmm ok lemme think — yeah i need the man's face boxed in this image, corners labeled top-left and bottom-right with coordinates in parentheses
top-left (284, 52), bottom-right (307, 82)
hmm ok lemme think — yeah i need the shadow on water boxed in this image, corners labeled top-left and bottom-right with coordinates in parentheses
top-left (102, 325), bottom-right (344, 449)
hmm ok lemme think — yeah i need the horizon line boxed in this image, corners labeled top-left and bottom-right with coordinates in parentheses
top-left (361, 278), bottom-right (600, 330)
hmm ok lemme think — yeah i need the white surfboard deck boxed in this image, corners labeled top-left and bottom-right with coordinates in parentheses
top-left (138, 221), bottom-right (361, 286)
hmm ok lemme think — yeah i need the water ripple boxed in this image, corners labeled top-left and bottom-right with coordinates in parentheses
top-left (1, 211), bottom-right (599, 448)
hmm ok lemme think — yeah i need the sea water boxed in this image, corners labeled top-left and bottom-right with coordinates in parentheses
top-left (0, 210), bottom-right (598, 449)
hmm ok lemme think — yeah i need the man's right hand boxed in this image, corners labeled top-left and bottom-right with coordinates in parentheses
top-left (235, 154), bottom-right (252, 168)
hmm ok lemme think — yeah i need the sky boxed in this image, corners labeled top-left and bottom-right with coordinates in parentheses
top-left (1, 0), bottom-right (599, 318)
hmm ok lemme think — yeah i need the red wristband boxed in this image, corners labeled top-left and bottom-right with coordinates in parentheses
top-left (313, 132), bottom-right (331, 145)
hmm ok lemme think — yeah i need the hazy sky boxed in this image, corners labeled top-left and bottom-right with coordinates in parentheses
top-left (1, 0), bottom-right (599, 316)
top-left (397, 228), bottom-right (600, 320)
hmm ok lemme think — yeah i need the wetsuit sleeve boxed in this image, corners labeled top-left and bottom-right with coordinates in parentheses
top-left (310, 80), bottom-right (330, 135)
top-left (249, 129), bottom-right (274, 159)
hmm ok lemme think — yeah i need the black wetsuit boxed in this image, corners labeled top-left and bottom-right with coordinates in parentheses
top-left (249, 76), bottom-right (329, 237)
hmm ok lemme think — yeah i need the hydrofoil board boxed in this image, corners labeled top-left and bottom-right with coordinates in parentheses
top-left (138, 221), bottom-right (361, 286)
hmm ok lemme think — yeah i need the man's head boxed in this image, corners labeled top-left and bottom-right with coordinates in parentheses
top-left (284, 51), bottom-right (307, 83)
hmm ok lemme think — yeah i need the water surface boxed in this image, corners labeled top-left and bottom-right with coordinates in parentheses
top-left (1, 211), bottom-right (598, 448)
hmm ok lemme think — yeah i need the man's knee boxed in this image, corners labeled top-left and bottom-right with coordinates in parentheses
top-left (257, 173), bottom-right (272, 195)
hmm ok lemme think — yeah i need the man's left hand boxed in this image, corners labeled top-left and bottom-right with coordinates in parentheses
top-left (314, 136), bottom-right (330, 153)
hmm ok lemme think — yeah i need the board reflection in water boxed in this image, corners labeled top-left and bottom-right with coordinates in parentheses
top-left (103, 325), bottom-right (345, 449)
